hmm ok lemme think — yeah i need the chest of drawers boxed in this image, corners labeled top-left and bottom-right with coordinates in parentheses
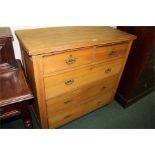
top-left (15, 27), bottom-right (136, 128)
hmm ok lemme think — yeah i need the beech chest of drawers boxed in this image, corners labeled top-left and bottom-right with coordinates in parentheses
top-left (15, 27), bottom-right (136, 128)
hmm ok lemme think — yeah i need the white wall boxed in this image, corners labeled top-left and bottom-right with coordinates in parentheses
top-left (11, 26), bottom-right (116, 60)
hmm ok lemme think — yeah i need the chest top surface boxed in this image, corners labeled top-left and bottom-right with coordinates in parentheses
top-left (15, 26), bottom-right (136, 56)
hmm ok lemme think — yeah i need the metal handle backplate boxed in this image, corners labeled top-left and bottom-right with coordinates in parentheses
top-left (65, 79), bottom-right (74, 85)
top-left (105, 68), bottom-right (112, 73)
top-left (101, 86), bottom-right (107, 90)
top-left (97, 101), bottom-right (102, 105)
top-left (64, 99), bottom-right (72, 104)
top-left (65, 56), bottom-right (76, 65)
top-left (64, 114), bottom-right (72, 119)
top-left (109, 48), bottom-right (116, 56)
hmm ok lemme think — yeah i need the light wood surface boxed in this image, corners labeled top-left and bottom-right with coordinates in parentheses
top-left (32, 56), bottom-right (48, 128)
top-left (44, 59), bottom-right (123, 99)
top-left (94, 42), bottom-right (128, 63)
top-left (16, 26), bottom-right (136, 128)
top-left (15, 27), bottom-right (136, 56)
top-left (43, 48), bottom-right (93, 74)
top-left (48, 90), bottom-right (114, 128)
top-left (21, 48), bottom-right (41, 121)
top-left (46, 75), bottom-right (118, 113)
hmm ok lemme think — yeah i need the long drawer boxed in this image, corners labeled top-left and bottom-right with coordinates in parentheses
top-left (48, 89), bottom-right (113, 128)
top-left (44, 58), bottom-right (124, 99)
top-left (46, 75), bottom-right (118, 113)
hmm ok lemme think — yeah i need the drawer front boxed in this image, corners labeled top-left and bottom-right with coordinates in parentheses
top-left (43, 48), bottom-right (93, 74)
top-left (94, 43), bottom-right (128, 63)
top-left (48, 90), bottom-right (113, 128)
top-left (46, 75), bottom-right (118, 113)
top-left (44, 59), bottom-right (123, 99)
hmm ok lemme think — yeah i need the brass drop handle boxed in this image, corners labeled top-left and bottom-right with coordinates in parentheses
top-left (109, 48), bottom-right (116, 55)
top-left (65, 56), bottom-right (76, 65)
top-left (64, 99), bottom-right (72, 104)
top-left (65, 79), bottom-right (74, 85)
top-left (64, 114), bottom-right (72, 119)
top-left (105, 68), bottom-right (112, 73)
top-left (102, 86), bottom-right (107, 90)
top-left (97, 100), bottom-right (102, 104)
top-left (0, 107), bottom-right (4, 112)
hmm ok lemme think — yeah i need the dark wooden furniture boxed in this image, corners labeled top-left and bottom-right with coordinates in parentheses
top-left (0, 60), bottom-right (33, 128)
top-left (115, 26), bottom-right (155, 107)
top-left (0, 27), bottom-right (33, 128)
top-left (0, 27), bottom-right (17, 67)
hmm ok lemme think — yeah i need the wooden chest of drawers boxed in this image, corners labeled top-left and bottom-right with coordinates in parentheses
top-left (15, 27), bottom-right (136, 128)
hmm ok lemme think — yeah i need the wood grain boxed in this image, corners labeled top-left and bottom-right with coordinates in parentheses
top-left (44, 59), bottom-right (124, 99)
top-left (0, 60), bottom-right (33, 128)
top-left (43, 48), bottom-right (93, 74)
top-left (0, 61), bottom-right (33, 107)
top-left (94, 42), bottom-right (128, 63)
top-left (21, 47), bottom-right (40, 121)
top-left (32, 56), bottom-right (48, 128)
top-left (16, 27), bottom-right (136, 128)
top-left (48, 89), bottom-right (114, 128)
top-left (46, 75), bottom-right (118, 113)
top-left (15, 27), bottom-right (136, 56)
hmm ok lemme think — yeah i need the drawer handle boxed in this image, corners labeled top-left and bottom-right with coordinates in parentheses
top-left (65, 57), bottom-right (76, 65)
top-left (102, 86), bottom-right (107, 90)
top-left (0, 107), bottom-right (4, 112)
top-left (64, 114), bottom-right (72, 119)
top-left (105, 68), bottom-right (112, 73)
top-left (97, 101), bottom-right (102, 104)
top-left (109, 48), bottom-right (116, 56)
top-left (65, 79), bottom-right (74, 85)
top-left (64, 99), bottom-right (72, 104)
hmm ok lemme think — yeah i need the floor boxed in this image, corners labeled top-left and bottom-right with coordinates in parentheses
top-left (1, 91), bottom-right (155, 129)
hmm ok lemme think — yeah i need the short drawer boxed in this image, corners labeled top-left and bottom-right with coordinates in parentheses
top-left (94, 43), bottom-right (128, 63)
top-left (44, 59), bottom-right (123, 99)
top-left (46, 75), bottom-right (118, 113)
top-left (43, 48), bottom-right (93, 74)
top-left (48, 90), bottom-right (113, 128)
